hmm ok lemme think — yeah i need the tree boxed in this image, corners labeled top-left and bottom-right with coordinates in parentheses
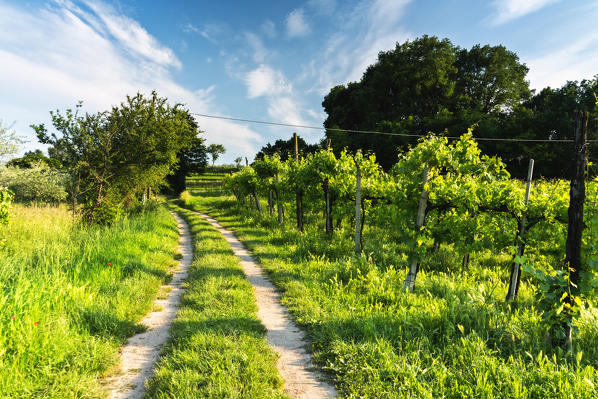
top-left (234, 157), bottom-right (243, 167)
top-left (322, 36), bottom-right (532, 170)
top-left (7, 150), bottom-right (61, 169)
top-left (0, 120), bottom-right (22, 163)
top-left (207, 143), bottom-right (226, 165)
top-left (166, 133), bottom-right (208, 195)
top-left (34, 91), bottom-right (198, 223)
top-left (255, 135), bottom-right (320, 161)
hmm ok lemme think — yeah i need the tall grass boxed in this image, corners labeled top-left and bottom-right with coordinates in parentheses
top-left (181, 182), bottom-right (598, 398)
top-left (0, 204), bottom-right (179, 398)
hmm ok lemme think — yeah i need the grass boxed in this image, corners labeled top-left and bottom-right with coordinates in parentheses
top-left (0, 204), bottom-right (179, 398)
top-left (179, 171), bottom-right (598, 398)
top-left (145, 204), bottom-right (285, 398)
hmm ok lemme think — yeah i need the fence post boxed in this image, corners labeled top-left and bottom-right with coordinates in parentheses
top-left (294, 132), bottom-right (303, 232)
top-left (354, 163), bottom-right (362, 254)
top-left (276, 173), bottom-right (283, 224)
top-left (560, 110), bottom-right (588, 348)
top-left (506, 158), bottom-right (534, 301)
top-left (403, 165), bottom-right (429, 292)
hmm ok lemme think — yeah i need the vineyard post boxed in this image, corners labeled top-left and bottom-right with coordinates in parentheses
top-left (560, 110), bottom-right (588, 347)
top-left (294, 132), bottom-right (304, 232)
top-left (245, 157), bottom-right (248, 167)
top-left (354, 162), bottom-right (362, 254)
top-left (268, 190), bottom-right (274, 215)
top-left (403, 165), bottom-right (429, 292)
top-left (506, 158), bottom-right (534, 301)
top-left (275, 173), bottom-right (283, 224)
top-left (325, 178), bottom-right (332, 234)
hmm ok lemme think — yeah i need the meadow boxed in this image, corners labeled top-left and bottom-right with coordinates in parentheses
top-left (0, 204), bottom-right (179, 398)
top-left (181, 171), bottom-right (598, 398)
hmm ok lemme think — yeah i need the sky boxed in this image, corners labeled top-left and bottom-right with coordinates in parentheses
top-left (1, 0), bottom-right (598, 164)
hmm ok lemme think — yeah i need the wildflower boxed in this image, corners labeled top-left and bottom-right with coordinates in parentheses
top-left (10, 315), bottom-right (15, 320)
top-left (34, 321), bottom-right (39, 326)
top-left (108, 262), bottom-right (112, 266)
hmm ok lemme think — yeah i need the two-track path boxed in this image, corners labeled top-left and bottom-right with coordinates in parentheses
top-left (192, 210), bottom-right (337, 399)
top-left (106, 210), bottom-right (336, 399)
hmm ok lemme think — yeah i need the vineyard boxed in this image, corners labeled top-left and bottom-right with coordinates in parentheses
top-left (180, 132), bottom-right (598, 397)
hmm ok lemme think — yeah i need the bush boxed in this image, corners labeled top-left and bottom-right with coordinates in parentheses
top-left (0, 187), bottom-right (11, 225)
top-left (0, 162), bottom-right (67, 205)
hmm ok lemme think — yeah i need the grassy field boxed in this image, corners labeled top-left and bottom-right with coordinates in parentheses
top-left (0, 204), bottom-right (179, 398)
top-left (145, 204), bottom-right (285, 398)
top-left (180, 171), bottom-right (598, 398)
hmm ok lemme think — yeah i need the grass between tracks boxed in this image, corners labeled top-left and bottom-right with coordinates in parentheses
top-left (0, 203), bottom-right (179, 398)
top-left (145, 204), bottom-right (285, 398)
top-left (180, 181), bottom-right (598, 399)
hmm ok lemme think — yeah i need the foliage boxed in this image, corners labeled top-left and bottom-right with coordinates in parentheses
top-left (255, 135), bottom-right (320, 161)
top-left (0, 162), bottom-right (67, 205)
top-left (165, 134), bottom-right (208, 195)
top-left (33, 92), bottom-right (199, 223)
top-left (322, 35), bottom-right (531, 170)
top-left (207, 143), bottom-right (226, 165)
top-left (6, 150), bottom-right (61, 169)
top-left (0, 187), bottom-right (11, 226)
top-left (180, 181), bottom-right (598, 399)
top-left (0, 120), bottom-right (23, 163)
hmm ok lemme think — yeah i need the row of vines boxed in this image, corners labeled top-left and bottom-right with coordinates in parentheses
top-left (222, 132), bottom-right (598, 345)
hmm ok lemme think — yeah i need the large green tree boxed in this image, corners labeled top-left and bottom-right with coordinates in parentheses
top-left (34, 91), bottom-right (198, 223)
top-left (254, 135), bottom-right (320, 161)
top-left (322, 36), bottom-right (531, 170)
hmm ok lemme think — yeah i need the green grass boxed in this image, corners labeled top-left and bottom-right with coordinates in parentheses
top-left (180, 185), bottom-right (598, 399)
top-left (145, 204), bottom-right (286, 399)
top-left (0, 204), bottom-right (179, 398)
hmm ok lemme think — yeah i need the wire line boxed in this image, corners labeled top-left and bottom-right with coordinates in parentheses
top-left (190, 112), bottom-right (597, 143)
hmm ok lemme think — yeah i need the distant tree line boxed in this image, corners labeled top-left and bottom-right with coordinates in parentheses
top-left (321, 35), bottom-right (597, 178)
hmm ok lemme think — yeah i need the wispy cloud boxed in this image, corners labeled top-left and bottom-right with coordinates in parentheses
top-left (245, 64), bottom-right (292, 98)
top-left (525, 33), bottom-right (598, 90)
top-left (307, 0), bottom-right (337, 15)
top-left (491, 0), bottom-right (560, 25)
top-left (307, 0), bottom-right (411, 94)
top-left (245, 32), bottom-right (269, 63)
top-left (286, 8), bottom-right (311, 37)
top-left (261, 19), bottom-right (276, 38)
top-left (0, 1), bottom-right (262, 158)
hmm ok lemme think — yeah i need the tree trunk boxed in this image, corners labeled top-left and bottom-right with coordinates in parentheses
top-left (324, 180), bottom-right (332, 235)
top-left (296, 191), bottom-right (303, 232)
top-left (268, 190), bottom-right (274, 215)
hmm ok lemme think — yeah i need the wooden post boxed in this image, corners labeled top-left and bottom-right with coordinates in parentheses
top-left (245, 157), bottom-right (249, 166)
top-left (326, 138), bottom-right (331, 150)
top-left (294, 132), bottom-right (303, 232)
top-left (354, 163), bottom-right (362, 254)
top-left (325, 179), bottom-right (332, 235)
top-left (506, 158), bottom-right (534, 301)
top-left (561, 110), bottom-right (588, 347)
top-left (403, 166), bottom-right (429, 292)
top-left (268, 190), bottom-right (274, 215)
top-left (253, 191), bottom-right (262, 213)
top-left (275, 173), bottom-right (283, 224)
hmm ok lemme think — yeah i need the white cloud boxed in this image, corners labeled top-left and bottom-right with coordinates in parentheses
top-left (286, 8), bottom-right (311, 37)
top-left (245, 65), bottom-right (292, 98)
top-left (307, 0), bottom-right (336, 15)
top-left (267, 97), bottom-right (310, 127)
top-left (83, 1), bottom-right (181, 68)
top-left (308, 0), bottom-right (411, 94)
top-left (261, 19), bottom-right (276, 38)
top-left (245, 32), bottom-right (269, 63)
top-left (0, 1), bottom-right (262, 160)
top-left (491, 0), bottom-right (560, 25)
top-left (525, 34), bottom-right (598, 90)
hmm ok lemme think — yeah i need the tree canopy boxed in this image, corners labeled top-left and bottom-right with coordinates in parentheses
top-left (34, 91), bottom-right (199, 223)
top-left (207, 143), bottom-right (226, 165)
top-left (254, 134), bottom-right (320, 162)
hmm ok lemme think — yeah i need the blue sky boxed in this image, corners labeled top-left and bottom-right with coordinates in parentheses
top-left (1, 0), bottom-right (598, 163)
